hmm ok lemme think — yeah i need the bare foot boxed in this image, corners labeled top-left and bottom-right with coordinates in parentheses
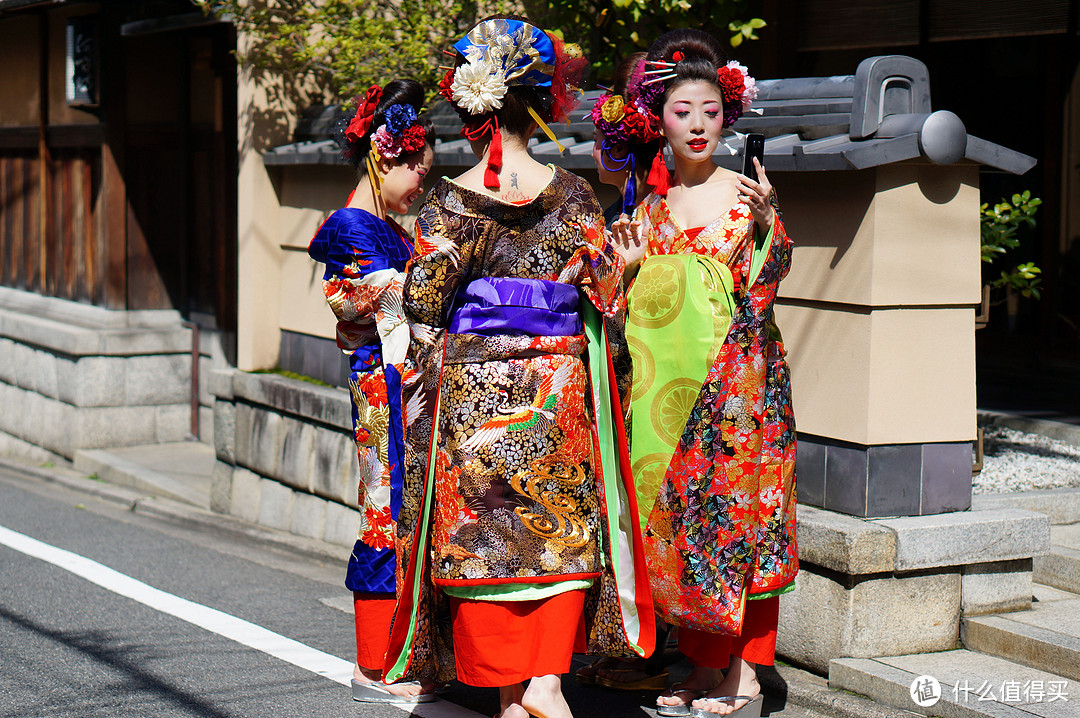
top-left (353, 662), bottom-right (429, 698)
top-left (521, 674), bottom-right (573, 718)
top-left (692, 658), bottom-right (760, 715)
top-left (656, 665), bottom-right (721, 709)
top-left (497, 682), bottom-right (528, 718)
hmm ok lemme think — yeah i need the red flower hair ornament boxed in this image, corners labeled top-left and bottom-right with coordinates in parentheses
top-left (345, 85), bottom-right (383, 143)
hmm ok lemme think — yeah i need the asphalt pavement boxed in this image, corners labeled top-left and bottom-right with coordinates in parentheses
top-left (0, 455), bottom-right (907, 718)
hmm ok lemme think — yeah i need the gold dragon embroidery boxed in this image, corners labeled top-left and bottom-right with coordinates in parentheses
top-left (510, 460), bottom-right (590, 548)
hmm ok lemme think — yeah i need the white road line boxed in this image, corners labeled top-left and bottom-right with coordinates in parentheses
top-left (0, 525), bottom-right (484, 718)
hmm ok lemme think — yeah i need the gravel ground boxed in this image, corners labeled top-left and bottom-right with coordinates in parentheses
top-left (975, 424), bottom-right (1080, 494)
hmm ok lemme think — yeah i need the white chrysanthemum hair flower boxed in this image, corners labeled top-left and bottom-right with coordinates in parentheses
top-left (450, 59), bottom-right (507, 115)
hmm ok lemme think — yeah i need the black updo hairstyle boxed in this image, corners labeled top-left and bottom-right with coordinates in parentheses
top-left (338, 79), bottom-right (436, 174)
top-left (644, 29), bottom-right (729, 113)
top-left (452, 14), bottom-right (556, 141)
top-left (612, 51), bottom-right (660, 168)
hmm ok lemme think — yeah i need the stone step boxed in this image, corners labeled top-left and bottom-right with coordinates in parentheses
top-left (830, 650), bottom-right (1078, 717)
top-left (73, 442), bottom-right (213, 509)
top-left (961, 584), bottom-right (1080, 683)
top-left (1034, 523), bottom-right (1080, 594)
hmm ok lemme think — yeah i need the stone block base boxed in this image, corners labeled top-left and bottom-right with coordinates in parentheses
top-left (797, 434), bottom-right (973, 517)
top-left (211, 368), bottom-right (361, 548)
top-left (778, 505), bottom-right (1048, 673)
top-left (0, 288), bottom-right (207, 459)
top-left (213, 460), bottom-right (359, 548)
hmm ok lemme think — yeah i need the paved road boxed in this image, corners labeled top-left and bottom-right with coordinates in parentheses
top-left (0, 463), bottom-right (828, 718)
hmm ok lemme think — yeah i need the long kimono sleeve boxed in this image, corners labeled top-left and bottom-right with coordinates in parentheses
top-left (396, 196), bottom-right (471, 581)
top-left (561, 210), bottom-right (633, 416)
top-left (387, 197), bottom-right (473, 684)
top-left (308, 212), bottom-right (411, 365)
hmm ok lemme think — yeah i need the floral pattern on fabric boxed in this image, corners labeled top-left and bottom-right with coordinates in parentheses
top-left (389, 167), bottom-right (651, 682)
top-left (632, 194), bottom-right (798, 633)
top-left (308, 208), bottom-right (413, 593)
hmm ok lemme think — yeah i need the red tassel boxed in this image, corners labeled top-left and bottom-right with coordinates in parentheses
top-left (647, 143), bottom-right (670, 196)
top-left (484, 119), bottom-right (502, 190)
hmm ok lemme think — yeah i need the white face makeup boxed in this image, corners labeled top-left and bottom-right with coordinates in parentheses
top-left (660, 80), bottom-right (725, 163)
top-left (380, 143), bottom-right (434, 214)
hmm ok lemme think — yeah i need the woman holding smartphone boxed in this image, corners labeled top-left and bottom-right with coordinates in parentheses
top-left (616, 29), bottom-right (798, 718)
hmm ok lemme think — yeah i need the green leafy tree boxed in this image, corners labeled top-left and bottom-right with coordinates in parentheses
top-left (195, 0), bottom-right (503, 107)
top-left (196, 0), bottom-right (764, 109)
top-left (981, 190), bottom-right (1043, 301)
top-left (521, 0), bottom-right (765, 81)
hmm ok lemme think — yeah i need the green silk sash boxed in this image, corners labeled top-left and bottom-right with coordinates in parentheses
top-left (625, 254), bottom-right (736, 530)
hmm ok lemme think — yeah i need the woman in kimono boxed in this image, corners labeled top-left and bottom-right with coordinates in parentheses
top-left (576, 52), bottom-right (675, 692)
top-left (618, 30), bottom-right (798, 717)
top-left (306, 79), bottom-right (436, 703)
top-left (384, 16), bottom-right (655, 718)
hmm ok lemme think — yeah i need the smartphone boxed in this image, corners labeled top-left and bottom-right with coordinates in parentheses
top-left (742, 133), bottom-right (765, 182)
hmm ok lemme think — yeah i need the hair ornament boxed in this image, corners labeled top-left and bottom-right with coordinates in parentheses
top-left (345, 85), bottom-right (383, 143)
top-left (671, 51), bottom-right (685, 62)
top-left (716, 60), bottom-right (758, 127)
top-left (591, 55), bottom-right (664, 212)
top-left (642, 73), bottom-right (677, 86)
top-left (445, 18), bottom-right (584, 189)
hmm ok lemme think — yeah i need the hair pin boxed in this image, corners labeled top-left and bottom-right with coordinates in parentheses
top-left (643, 67), bottom-right (678, 75)
top-left (439, 66), bottom-right (454, 71)
top-left (749, 107), bottom-right (764, 115)
top-left (642, 74), bottom-right (676, 85)
top-left (644, 60), bottom-right (676, 68)
top-left (441, 49), bottom-right (457, 57)
top-left (596, 84), bottom-right (611, 91)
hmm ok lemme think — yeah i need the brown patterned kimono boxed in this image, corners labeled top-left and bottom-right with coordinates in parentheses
top-left (384, 166), bottom-right (655, 683)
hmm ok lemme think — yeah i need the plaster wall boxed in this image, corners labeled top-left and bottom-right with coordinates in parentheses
top-left (236, 46), bottom-right (287, 371)
top-left (779, 164), bottom-right (981, 307)
top-left (776, 303), bottom-right (976, 444)
top-left (774, 162), bottom-right (980, 446)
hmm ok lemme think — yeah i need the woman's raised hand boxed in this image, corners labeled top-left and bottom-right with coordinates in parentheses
top-left (737, 157), bottom-right (774, 231)
top-left (608, 214), bottom-right (646, 279)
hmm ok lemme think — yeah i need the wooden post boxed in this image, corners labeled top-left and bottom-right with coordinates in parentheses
top-left (99, 5), bottom-right (126, 309)
top-left (37, 10), bottom-right (51, 294)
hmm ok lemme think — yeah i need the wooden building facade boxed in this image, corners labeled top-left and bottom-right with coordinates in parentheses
top-left (0, 0), bottom-right (237, 335)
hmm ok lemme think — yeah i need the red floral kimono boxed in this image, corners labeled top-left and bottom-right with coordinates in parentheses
top-left (629, 194), bottom-right (798, 635)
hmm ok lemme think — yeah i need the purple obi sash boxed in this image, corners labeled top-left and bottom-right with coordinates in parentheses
top-left (448, 277), bottom-right (582, 337)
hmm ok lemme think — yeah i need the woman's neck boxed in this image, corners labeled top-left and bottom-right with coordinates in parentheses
top-left (346, 175), bottom-right (385, 218)
top-left (671, 155), bottom-right (719, 188)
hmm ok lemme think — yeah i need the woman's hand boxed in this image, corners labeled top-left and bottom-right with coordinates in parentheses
top-left (737, 158), bottom-right (774, 231)
top-left (608, 214), bottom-right (646, 280)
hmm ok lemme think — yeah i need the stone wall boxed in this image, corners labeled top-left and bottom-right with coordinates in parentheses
top-left (209, 368), bottom-right (360, 547)
top-left (0, 287), bottom-right (212, 459)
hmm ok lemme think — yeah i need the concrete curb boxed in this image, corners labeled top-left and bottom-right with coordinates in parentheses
top-left (73, 448), bottom-right (209, 508)
top-left (972, 488), bottom-right (1080, 526)
top-left (979, 410), bottom-right (1080, 449)
top-left (760, 663), bottom-right (918, 718)
top-left (0, 454), bottom-right (348, 566)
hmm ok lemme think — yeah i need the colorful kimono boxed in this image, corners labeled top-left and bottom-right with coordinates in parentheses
top-left (308, 208), bottom-right (413, 594)
top-left (384, 167), bottom-right (655, 683)
top-left (627, 195), bottom-right (798, 635)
